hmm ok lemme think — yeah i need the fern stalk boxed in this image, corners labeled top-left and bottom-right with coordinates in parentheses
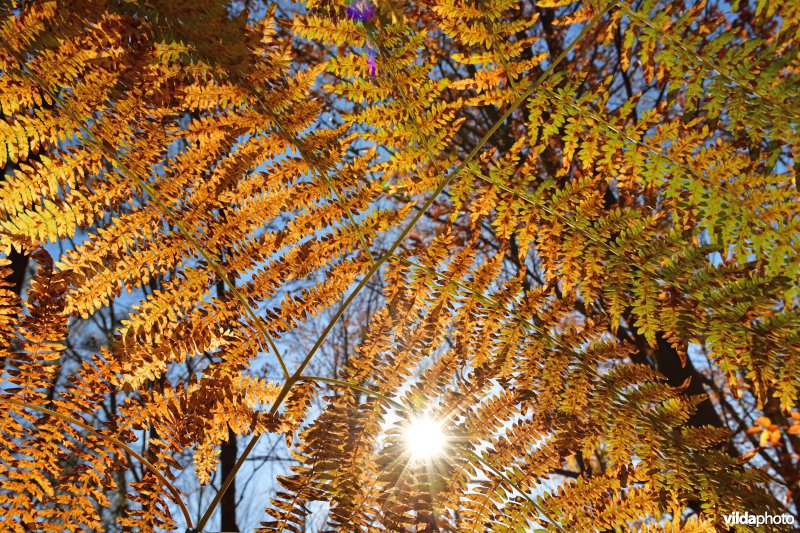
top-left (195, 4), bottom-right (619, 526)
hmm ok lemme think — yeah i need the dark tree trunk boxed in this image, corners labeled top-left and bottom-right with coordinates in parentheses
top-left (2, 163), bottom-right (30, 297)
top-left (6, 245), bottom-right (29, 297)
top-left (220, 427), bottom-right (240, 532)
top-left (215, 232), bottom-right (239, 532)
top-left (628, 330), bottom-right (727, 434)
top-left (650, 333), bottom-right (726, 432)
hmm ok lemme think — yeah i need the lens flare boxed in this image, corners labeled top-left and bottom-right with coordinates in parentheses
top-left (403, 414), bottom-right (446, 462)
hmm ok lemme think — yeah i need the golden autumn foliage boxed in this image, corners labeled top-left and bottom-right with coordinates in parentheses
top-left (0, 0), bottom-right (799, 531)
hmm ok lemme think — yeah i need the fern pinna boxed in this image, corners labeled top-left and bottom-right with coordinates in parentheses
top-left (1, 0), bottom-right (799, 531)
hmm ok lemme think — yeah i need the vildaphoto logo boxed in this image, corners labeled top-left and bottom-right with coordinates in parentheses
top-left (722, 512), bottom-right (796, 527)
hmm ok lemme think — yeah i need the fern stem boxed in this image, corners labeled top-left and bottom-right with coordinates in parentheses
top-left (195, 375), bottom-right (401, 530)
top-left (197, 2), bottom-right (617, 526)
top-left (299, 374), bottom-right (404, 410)
top-left (266, 0), bottom-right (619, 415)
top-left (0, 398), bottom-right (193, 529)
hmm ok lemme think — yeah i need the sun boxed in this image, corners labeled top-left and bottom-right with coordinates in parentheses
top-left (403, 414), bottom-right (447, 462)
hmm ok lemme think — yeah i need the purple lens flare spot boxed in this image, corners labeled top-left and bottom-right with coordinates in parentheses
top-left (346, 0), bottom-right (376, 22)
top-left (367, 49), bottom-right (377, 76)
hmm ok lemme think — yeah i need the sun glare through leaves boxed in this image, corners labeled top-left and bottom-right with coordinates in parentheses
top-left (403, 414), bottom-right (448, 463)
